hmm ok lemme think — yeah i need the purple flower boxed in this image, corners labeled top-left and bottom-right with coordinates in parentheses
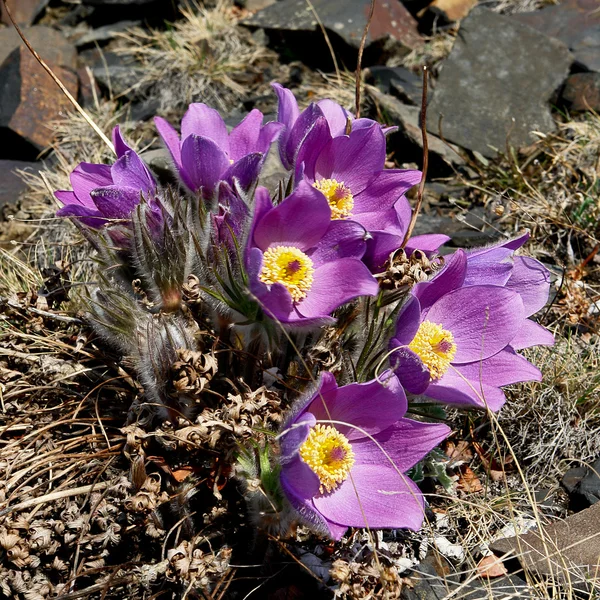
top-left (245, 182), bottom-right (379, 326)
top-left (272, 83), bottom-right (386, 172)
top-left (278, 371), bottom-right (450, 540)
top-left (55, 127), bottom-right (156, 228)
top-left (292, 118), bottom-right (448, 271)
top-left (389, 244), bottom-right (554, 411)
top-left (155, 105), bottom-right (282, 196)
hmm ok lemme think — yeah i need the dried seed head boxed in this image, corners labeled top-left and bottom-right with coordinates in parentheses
top-left (381, 248), bottom-right (444, 290)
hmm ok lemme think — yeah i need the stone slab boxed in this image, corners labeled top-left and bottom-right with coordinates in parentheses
top-left (427, 8), bottom-right (572, 158)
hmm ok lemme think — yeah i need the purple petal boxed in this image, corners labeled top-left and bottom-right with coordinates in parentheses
top-left (510, 319), bottom-right (555, 350)
top-left (110, 151), bottom-right (155, 194)
top-left (296, 259), bottom-right (379, 319)
top-left (453, 348), bottom-right (542, 388)
top-left (228, 109), bottom-right (263, 161)
top-left (70, 163), bottom-right (113, 207)
top-left (252, 181), bottom-right (331, 251)
top-left (280, 455), bottom-right (321, 502)
top-left (181, 103), bottom-right (229, 154)
top-left (316, 98), bottom-right (350, 137)
top-left (413, 250), bottom-right (467, 312)
top-left (245, 186), bottom-right (273, 267)
top-left (426, 373), bottom-right (507, 411)
top-left (285, 104), bottom-right (324, 170)
top-left (90, 186), bottom-right (142, 218)
top-left (405, 234), bottom-right (450, 256)
top-left (56, 203), bottom-right (106, 228)
top-left (389, 343), bottom-right (431, 395)
top-left (257, 121), bottom-right (284, 153)
top-left (222, 152), bottom-right (263, 191)
top-left (507, 256), bottom-right (551, 317)
top-left (363, 230), bottom-right (403, 273)
top-left (355, 207), bottom-right (402, 233)
top-left (306, 372), bottom-right (407, 441)
top-left (295, 116), bottom-right (331, 182)
top-left (392, 295), bottom-right (422, 346)
top-left (353, 419), bottom-right (451, 472)
top-left (273, 83), bottom-right (300, 168)
top-left (464, 247), bottom-right (514, 287)
top-left (180, 134), bottom-right (230, 193)
top-left (307, 220), bottom-right (367, 267)
top-left (314, 124), bottom-right (386, 195)
top-left (395, 195), bottom-right (412, 231)
top-left (55, 190), bottom-right (79, 207)
top-left (112, 126), bottom-right (132, 158)
top-left (426, 285), bottom-right (524, 363)
top-left (313, 464), bottom-right (426, 531)
top-left (155, 116), bottom-right (182, 169)
top-left (280, 412), bottom-right (317, 460)
top-left (352, 169), bottom-right (421, 215)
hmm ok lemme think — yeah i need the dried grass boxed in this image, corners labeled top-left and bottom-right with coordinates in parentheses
top-left (115, 0), bottom-right (276, 114)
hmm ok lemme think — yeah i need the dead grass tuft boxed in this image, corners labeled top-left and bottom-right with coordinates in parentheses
top-left (115, 0), bottom-right (276, 114)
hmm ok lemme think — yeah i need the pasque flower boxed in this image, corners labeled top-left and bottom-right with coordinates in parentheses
top-left (294, 118), bottom-right (448, 271)
top-left (389, 243), bottom-right (553, 410)
top-left (245, 182), bottom-right (379, 326)
top-left (155, 104), bottom-right (282, 196)
top-left (55, 127), bottom-right (156, 228)
top-left (278, 371), bottom-right (450, 540)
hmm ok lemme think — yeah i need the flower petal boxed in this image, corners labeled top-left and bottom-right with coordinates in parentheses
top-left (111, 151), bottom-right (155, 194)
top-left (426, 285), bottom-right (524, 363)
top-left (252, 181), bottom-right (331, 251)
top-left (222, 152), bottom-right (263, 191)
top-left (181, 103), bottom-right (229, 154)
top-left (391, 295), bottom-right (422, 346)
top-left (112, 126), bottom-right (132, 158)
top-left (510, 319), bottom-right (554, 349)
top-left (426, 372), bottom-right (507, 411)
top-left (316, 98), bottom-right (349, 137)
top-left (307, 220), bottom-right (368, 267)
top-left (295, 116), bottom-right (331, 182)
top-left (90, 186), bottom-right (141, 218)
top-left (56, 203), bottom-right (106, 228)
top-left (314, 124), bottom-right (385, 195)
top-left (352, 169), bottom-right (421, 215)
top-left (296, 259), bottom-right (378, 319)
top-left (280, 456), bottom-right (321, 503)
top-left (285, 103), bottom-right (323, 169)
top-left (507, 256), bottom-right (551, 317)
top-left (228, 109), bottom-right (263, 161)
top-left (405, 234), bottom-right (450, 256)
top-left (413, 250), bottom-right (467, 312)
top-left (313, 464), bottom-right (426, 531)
top-left (389, 343), bottom-right (431, 395)
top-left (70, 163), bottom-right (113, 207)
top-left (363, 229), bottom-right (403, 273)
top-left (464, 247), bottom-right (514, 287)
top-left (180, 134), bottom-right (230, 193)
top-left (155, 116), bottom-right (182, 169)
top-left (280, 412), bottom-right (317, 460)
top-left (352, 419), bottom-right (451, 472)
top-left (306, 372), bottom-right (407, 441)
top-left (273, 83), bottom-right (300, 168)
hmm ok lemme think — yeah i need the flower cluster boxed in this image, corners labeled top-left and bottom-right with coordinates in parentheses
top-left (55, 84), bottom-right (554, 541)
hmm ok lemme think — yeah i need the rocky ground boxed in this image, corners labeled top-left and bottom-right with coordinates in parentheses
top-left (0, 0), bottom-right (599, 598)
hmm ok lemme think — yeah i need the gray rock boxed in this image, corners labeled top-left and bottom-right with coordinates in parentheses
top-left (0, 160), bottom-right (41, 210)
top-left (460, 575), bottom-right (531, 599)
top-left (513, 0), bottom-right (600, 73)
top-left (81, 0), bottom-right (157, 5)
top-left (561, 72), bottom-right (600, 112)
top-left (74, 21), bottom-right (141, 47)
top-left (427, 8), bottom-right (572, 158)
top-left (401, 554), bottom-right (459, 600)
top-left (366, 66), bottom-right (425, 106)
top-left (368, 87), bottom-right (465, 175)
top-left (90, 52), bottom-right (146, 98)
top-left (562, 456), bottom-right (600, 510)
top-left (491, 501), bottom-right (600, 586)
top-left (244, 0), bottom-right (422, 51)
top-left (1, 0), bottom-right (49, 27)
top-left (0, 25), bottom-right (77, 70)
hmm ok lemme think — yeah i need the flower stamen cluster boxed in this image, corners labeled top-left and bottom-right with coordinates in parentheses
top-left (313, 179), bottom-right (354, 220)
top-left (299, 424), bottom-right (355, 493)
top-left (409, 321), bottom-right (457, 381)
top-left (259, 246), bottom-right (315, 302)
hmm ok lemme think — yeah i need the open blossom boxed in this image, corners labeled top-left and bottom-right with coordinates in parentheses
top-left (155, 104), bottom-right (282, 196)
top-left (245, 182), bottom-right (379, 326)
top-left (295, 120), bottom-right (449, 271)
top-left (278, 371), bottom-right (450, 540)
top-left (389, 245), bottom-right (554, 410)
top-left (55, 127), bottom-right (157, 228)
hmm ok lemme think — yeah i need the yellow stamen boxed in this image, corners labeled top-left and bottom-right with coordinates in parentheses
top-left (299, 424), bottom-right (355, 494)
top-left (259, 246), bottom-right (314, 303)
top-left (409, 320), bottom-right (457, 381)
top-left (313, 178), bottom-right (354, 219)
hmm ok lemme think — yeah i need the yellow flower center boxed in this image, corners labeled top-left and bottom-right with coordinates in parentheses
top-left (313, 178), bottom-right (354, 219)
top-left (408, 320), bottom-right (457, 381)
top-left (259, 246), bottom-right (315, 303)
top-left (299, 424), bottom-right (355, 493)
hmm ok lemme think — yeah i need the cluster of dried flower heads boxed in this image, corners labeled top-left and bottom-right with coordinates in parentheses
top-left (55, 84), bottom-right (554, 541)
